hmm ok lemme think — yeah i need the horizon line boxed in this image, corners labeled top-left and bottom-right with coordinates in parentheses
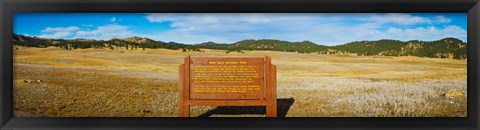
top-left (13, 33), bottom-right (467, 46)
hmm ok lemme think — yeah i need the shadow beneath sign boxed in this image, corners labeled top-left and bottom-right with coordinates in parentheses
top-left (198, 98), bottom-right (295, 117)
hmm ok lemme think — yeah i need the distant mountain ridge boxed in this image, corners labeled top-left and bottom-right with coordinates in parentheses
top-left (112, 36), bottom-right (154, 43)
top-left (12, 33), bottom-right (467, 59)
top-left (332, 38), bottom-right (467, 59)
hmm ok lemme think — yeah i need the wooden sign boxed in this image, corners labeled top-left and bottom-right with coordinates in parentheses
top-left (178, 56), bottom-right (277, 117)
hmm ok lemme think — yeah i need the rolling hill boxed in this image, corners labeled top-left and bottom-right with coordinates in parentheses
top-left (12, 33), bottom-right (467, 59)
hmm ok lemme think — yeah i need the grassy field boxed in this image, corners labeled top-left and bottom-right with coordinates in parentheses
top-left (13, 46), bottom-right (467, 117)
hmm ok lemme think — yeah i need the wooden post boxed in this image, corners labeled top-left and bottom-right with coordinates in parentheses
top-left (265, 56), bottom-right (271, 117)
top-left (178, 64), bottom-right (184, 116)
top-left (178, 56), bottom-right (191, 117)
top-left (270, 65), bottom-right (277, 117)
top-left (184, 56), bottom-right (191, 117)
top-left (265, 56), bottom-right (277, 117)
top-left (178, 64), bottom-right (188, 117)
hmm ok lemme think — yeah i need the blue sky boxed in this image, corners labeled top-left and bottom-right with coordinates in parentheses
top-left (14, 13), bottom-right (467, 45)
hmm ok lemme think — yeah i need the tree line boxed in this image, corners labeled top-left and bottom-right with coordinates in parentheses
top-left (13, 34), bottom-right (467, 59)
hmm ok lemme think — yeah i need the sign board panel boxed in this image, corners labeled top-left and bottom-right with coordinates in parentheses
top-left (178, 56), bottom-right (277, 117)
top-left (190, 58), bottom-right (265, 99)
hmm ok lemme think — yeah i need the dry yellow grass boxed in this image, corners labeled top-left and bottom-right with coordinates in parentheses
top-left (13, 46), bottom-right (467, 117)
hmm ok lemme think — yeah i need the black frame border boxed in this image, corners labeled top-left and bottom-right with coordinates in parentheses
top-left (1, 0), bottom-right (479, 130)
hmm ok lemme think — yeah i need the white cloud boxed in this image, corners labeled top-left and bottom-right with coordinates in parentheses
top-left (41, 26), bottom-right (80, 33)
top-left (144, 13), bottom-right (330, 43)
top-left (143, 13), bottom-right (466, 45)
top-left (81, 24), bottom-right (95, 27)
top-left (368, 13), bottom-right (432, 25)
top-left (35, 24), bottom-right (135, 40)
top-left (387, 28), bottom-right (403, 34)
top-left (146, 13), bottom-right (181, 23)
top-left (75, 24), bottom-right (133, 40)
top-left (38, 26), bottom-right (80, 39)
top-left (38, 32), bottom-right (72, 39)
top-left (435, 16), bottom-right (452, 23)
top-left (36, 13), bottom-right (466, 45)
top-left (388, 25), bottom-right (466, 40)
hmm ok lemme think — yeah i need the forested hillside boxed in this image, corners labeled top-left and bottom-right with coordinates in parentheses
top-left (13, 34), bottom-right (467, 59)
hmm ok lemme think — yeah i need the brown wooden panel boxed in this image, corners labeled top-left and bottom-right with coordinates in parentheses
top-left (184, 56), bottom-right (191, 101)
top-left (265, 56), bottom-right (273, 117)
top-left (267, 65), bottom-right (277, 117)
top-left (178, 56), bottom-right (277, 117)
top-left (186, 100), bottom-right (266, 106)
top-left (178, 64), bottom-right (189, 117)
top-left (189, 57), bottom-right (265, 100)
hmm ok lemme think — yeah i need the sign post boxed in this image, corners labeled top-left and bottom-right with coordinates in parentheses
top-left (178, 56), bottom-right (277, 117)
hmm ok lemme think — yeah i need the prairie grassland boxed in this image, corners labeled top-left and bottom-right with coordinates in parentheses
top-left (13, 46), bottom-right (467, 117)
